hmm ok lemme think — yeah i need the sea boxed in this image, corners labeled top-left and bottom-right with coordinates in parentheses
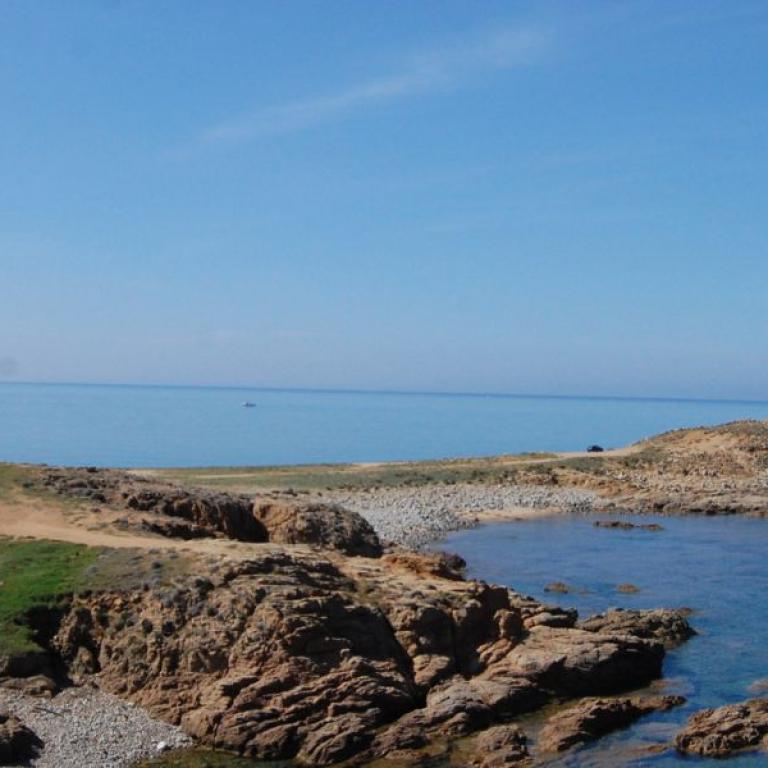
top-left (1, 381), bottom-right (768, 467)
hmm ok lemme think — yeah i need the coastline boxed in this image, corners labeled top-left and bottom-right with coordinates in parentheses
top-left (0, 419), bottom-right (766, 767)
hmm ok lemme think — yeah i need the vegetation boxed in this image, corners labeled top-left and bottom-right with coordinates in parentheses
top-left (0, 537), bottom-right (100, 655)
top-left (0, 463), bottom-right (36, 501)
top-left (153, 452), bottom-right (573, 493)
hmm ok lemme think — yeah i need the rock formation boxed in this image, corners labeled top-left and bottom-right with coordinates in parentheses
top-left (537, 695), bottom-right (685, 753)
top-left (675, 698), bottom-right (768, 757)
top-left (579, 608), bottom-right (695, 648)
top-left (45, 550), bottom-right (693, 765)
top-left (38, 467), bottom-right (381, 556)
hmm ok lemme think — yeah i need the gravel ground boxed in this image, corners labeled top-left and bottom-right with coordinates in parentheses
top-left (0, 685), bottom-right (191, 768)
top-left (323, 483), bottom-right (596, 548)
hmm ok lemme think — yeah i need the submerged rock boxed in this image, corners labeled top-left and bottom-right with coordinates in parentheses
top-left (594, 520), bottom-right (663, 531)
top-left (675, 698), bottom-right (768, 757)
top-left (537, 695), bottom-right (685, 754)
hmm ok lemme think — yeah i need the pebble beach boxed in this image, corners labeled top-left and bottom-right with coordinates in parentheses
top-left (0, 685), bottom-right (190, 768)
top-left (323, 483), bottom-right (597, 548)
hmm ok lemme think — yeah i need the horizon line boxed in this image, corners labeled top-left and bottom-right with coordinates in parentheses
top-left (2, 379), bottom-right (768, 407)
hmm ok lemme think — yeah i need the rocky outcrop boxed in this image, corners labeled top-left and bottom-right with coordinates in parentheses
top-left (381, 551), bottom-right (466, 581)
top-left (468, 725), bottom-right (530, 766)
top-left (495, 625), bottom-right (664, 697)
top-left (126, 489), bottom-right (267, 541)
top-left (38, 467), bottom-right (382, 556)
top-left (537, 695), bottom-right (685, 753)
top-left (46, 551), bottom-right (687, 765)
top-left (579, 608), bottom-right (695, 648)
top-left (252, 500), bottom-right (382, 557)
top-left (675, 698), bottom-right (768, 757)
top-left (507, 592), bottom-right (578, 630)
top-left (0, 712), bottom-right (43, 764)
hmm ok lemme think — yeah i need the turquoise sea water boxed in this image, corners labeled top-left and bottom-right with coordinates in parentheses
top-left (442, 515), bottom-right (768, 766)
top-left (1, 382), bottom-right (768, 467)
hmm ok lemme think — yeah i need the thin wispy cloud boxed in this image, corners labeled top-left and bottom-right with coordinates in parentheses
top-left (199, 25), bottom-right (549, 146)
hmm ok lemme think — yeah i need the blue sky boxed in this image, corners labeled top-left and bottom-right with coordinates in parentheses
top-left (2, 0), bottom-right (767, 399)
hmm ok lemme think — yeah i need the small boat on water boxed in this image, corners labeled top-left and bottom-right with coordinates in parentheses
top-left (241, 401), bottom-right (256, 408)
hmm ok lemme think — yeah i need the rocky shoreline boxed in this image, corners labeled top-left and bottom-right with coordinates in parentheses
top-left (2, 419), bottom-right (768, 766)
top-left (321, 484), bottom-right (597, 548)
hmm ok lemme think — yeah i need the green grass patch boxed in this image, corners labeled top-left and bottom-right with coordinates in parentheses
top-left (0, 463), bottom-right (37, 501)
top-left (0, 538), bottom-right (100, 655)
top-left (153, 456), bottom-right (548, 493)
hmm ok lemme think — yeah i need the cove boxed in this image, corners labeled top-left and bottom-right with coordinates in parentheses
top-left (440, 513), bottom-right (768, 766)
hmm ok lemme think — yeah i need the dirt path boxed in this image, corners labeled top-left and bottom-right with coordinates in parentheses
top-left (0, 498), bottom-right (300, 559)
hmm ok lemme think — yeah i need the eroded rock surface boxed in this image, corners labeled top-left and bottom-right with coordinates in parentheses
top-left (579, 608), bottom-right (695, 648)
top-left (46, 550), bottom-right (686, 765)
top-left (537, 695), bottom-right (685, 753)
top-left (468, 724), bottom-right (530, 766)
top-left (252, 500), bottom-right (381, 556)
top-left (38, 467), bottom-right (381, 556)
top-left (675, 698), bottom-right (768, 757)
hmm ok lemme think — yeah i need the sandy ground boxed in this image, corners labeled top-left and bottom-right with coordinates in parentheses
top-left (0, 498), bottom-right (317, 560)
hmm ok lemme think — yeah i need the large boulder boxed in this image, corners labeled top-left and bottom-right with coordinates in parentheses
top-left (675, 698), bottom-right (768, 757)
top-left (252, 500), bottom-right (382, 557)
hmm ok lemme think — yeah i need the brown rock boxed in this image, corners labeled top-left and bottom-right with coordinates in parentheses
top-left (579, 608), bottom-right (695, 648)
top-left (252, 500), bottom-right (382, 557)
top-left (382, 551), bottom-right (466, 580)
top-left (594, 520), bottom-right (663, 531)
top-left (0, 712), bottom-right (43, 764)
top-left (0, 674), bottom-right (58, 697)
top-left (538, 695), bottom-right (685, 753)
top-left (46, 549), bottom-right (687, 766)
top-left (469, 724), bottom-right (530, 766)
top-left (500, 625), bottom-right (665, 696)
top-left (675, 698), bottom-right (768, 757)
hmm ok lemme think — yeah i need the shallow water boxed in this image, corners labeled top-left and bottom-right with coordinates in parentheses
top-left (441, 514), bottom-right (768, 766)
top-left (2, 382), bottom-right (768, 466)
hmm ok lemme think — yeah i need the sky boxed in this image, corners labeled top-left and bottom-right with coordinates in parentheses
top-left (1, 0), bottom-right (767, 399)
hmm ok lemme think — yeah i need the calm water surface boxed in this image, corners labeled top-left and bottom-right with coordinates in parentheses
top-left (441, 514), bottom-right (768, 766)
top-left (2, 382), bottom-right (768, 467)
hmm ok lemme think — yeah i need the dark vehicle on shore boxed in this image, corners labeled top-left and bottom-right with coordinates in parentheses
top-left (587, 444), bottom-right (604, 453)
